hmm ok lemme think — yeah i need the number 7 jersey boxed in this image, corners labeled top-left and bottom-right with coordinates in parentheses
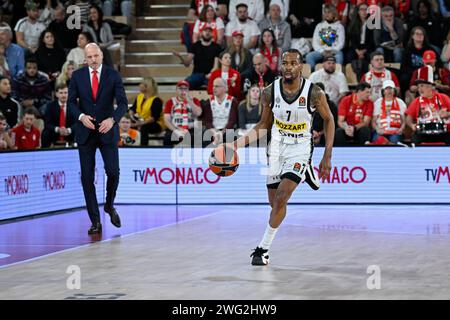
top-left (270, 77), bottom-right (316, 145)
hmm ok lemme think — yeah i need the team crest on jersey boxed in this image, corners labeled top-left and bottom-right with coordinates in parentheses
top-left (293, 163), bottom-right (301, 172)
top-left (299, 96), bottom-right (306, 106)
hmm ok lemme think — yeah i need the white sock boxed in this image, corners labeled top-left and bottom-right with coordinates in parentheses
top-left (259, 224), bottom-right (278, 250)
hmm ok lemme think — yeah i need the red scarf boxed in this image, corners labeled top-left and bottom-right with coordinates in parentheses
top-left (380, 98), bottom-right (402, 130)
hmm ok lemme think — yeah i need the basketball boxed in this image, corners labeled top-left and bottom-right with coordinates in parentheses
top-left (208, 145), bottom-right (239, 177)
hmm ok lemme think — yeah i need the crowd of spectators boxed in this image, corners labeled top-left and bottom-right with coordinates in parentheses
top-left (0, 0), bottom-right (130, 150)
top-left (1, 0), bottom-right (450, 150)
top-left (165, 0), bottom-right (450, 147)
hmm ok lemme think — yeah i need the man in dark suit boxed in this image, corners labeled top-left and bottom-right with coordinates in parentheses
top-left (68, 43), bottom-right (128, 235)
top-left (42, 83), bottom-right (75, 148)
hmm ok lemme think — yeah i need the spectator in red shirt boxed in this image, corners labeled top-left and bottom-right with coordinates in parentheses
top-left (164, 80), bottom-right (202, 147)
top-left (335, 82), bottom-right (374, 145)
top-left (10, 107), bottom-right (41, 150)
top-left (409, 50), bottom-right (450, 98)
top-left (207, 51), bottom-right (242, 102)
top-left (405, 75), bottom-right (450, 145)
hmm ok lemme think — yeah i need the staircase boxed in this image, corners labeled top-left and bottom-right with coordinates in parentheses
top-left (124, 0), bottom-right (191, 104)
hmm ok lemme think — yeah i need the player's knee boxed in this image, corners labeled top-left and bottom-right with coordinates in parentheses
top-left (273, 191), bottom-right (289, 208)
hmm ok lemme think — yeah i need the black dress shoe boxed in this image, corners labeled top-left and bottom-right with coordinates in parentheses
top-left (104, 206), bottom-right (121, 228)
top-left (88, 222), bottom-right (102, 235)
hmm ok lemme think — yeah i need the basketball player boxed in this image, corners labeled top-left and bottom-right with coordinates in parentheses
top-left (224, 49), bottom-right (335, 265)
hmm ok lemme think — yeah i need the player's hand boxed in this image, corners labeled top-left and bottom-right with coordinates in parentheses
top-left (80, 115), bottom-right (95, 130)
top-left (99, 117), bottom-right (114, 134)
top-left (319, 156), bottom-right (331, 180)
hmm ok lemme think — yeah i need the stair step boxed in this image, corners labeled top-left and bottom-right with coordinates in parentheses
top-left (134, 27), bottom-right (180, 40)
top-left (122, 64), bottom-right (192, 77)
top-left (123, 76), bottom-right (186, 85)
top-left (149, 4), bottom-right (189, 15)
top-left (136, 16), bottom-right (185, 28)
top-left (125, 52), bottom-right (187, 64)
top-left (127, 40), bottom-right (185, 52)
top-left (150, 0), bottom-right (190, 4)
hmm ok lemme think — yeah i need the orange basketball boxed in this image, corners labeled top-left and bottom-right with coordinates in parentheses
top-left (208, 145), bottom-right (239, 177)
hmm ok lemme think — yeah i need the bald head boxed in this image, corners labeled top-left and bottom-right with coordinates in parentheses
top-left (253, 53), bottom-right (267, 74)
top-left (212, 77), bottom-right (228, 98)
top-left (85, 43), bottom-right (103, 70)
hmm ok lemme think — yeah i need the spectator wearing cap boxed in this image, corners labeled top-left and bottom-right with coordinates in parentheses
top-left (163, 80), bottom-right (202, 147)
top-left (207, 51), bottom-right (242, 102)
top-left (306, 4), bottom-right (345, 71)
top-left (258, 1), bottom-right (292, 52)
top-left (14, 1), bottom-right (47, 57)
top-left (361, 51), bottom-right (400, 102)
top-left (405, 72), bottom-right (450, 145)
top-left (409, 50), bottom-right (450, 97)
top-left (192, 5), bottom-right (225, 46)
top-left (0, 76), bottom-right (21, 129)
top-left (309, 55), bottom-right (349, 106)
top-left (255, 28), bottom-right (281, 75)
top-left (335, 82), bottom-right (373, 146)
top-left (183, 0), bottom-right (220, 51)
top-left (10, 106), bottom-right (41, 150)
top-left (241, 52), bottom-right (276, 95)
top-left (173, 26), bottom-right (222, 89)
top-left (225, 3), bottom-right (261, 50)
top-left (0, 22), bottom-right (24, 77)
top-left (372, 80), bottom-right (407, 144)
top-left (228, 0), bottom-right (265, 23)
top-left (129, 77), bottom-right (165, 146)
top-left (223, 30), bottom-right (253, 74)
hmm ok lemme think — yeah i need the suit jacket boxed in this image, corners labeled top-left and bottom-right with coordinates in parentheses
top-left (68, 65), bottom-right (128, 145)
top-left (44, 100), bottom-right (76, 135)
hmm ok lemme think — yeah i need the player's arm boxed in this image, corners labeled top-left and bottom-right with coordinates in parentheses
top-left (229, 84), bottom-right (274, 149)
top-left (312, 84), bottom-right (335, 179)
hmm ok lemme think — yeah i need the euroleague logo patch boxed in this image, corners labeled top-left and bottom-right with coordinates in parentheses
top-left (299, 96), bottom-right (306, 106)
top-left (293, 162), bottom-right (302, 172)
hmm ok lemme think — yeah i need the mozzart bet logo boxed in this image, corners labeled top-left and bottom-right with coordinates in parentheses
top-left (43, 171), bottom-right (66, 191)
top-left (4, 174), bottom-right (29, 195)
top-left (133, 167), bottom-right (221, 185)
top-left (312, 166), bottom-right (367, 184)
top-left (425, 167), bottom-right (450, 183)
